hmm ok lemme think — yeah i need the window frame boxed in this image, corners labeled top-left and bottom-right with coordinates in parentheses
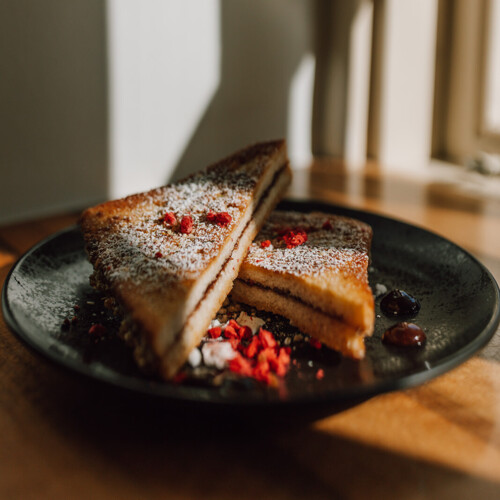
top-left (433, 0), bottom-right (500, 164)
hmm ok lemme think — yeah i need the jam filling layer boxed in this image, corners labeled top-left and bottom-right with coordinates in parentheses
top-left (235, 278), bottom-right (348, 325)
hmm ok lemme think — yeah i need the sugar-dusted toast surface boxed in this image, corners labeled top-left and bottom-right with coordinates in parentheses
top-left (231, 210), bottom-right (374, 358)
top-left (80, 140), bottom-right (291, 378)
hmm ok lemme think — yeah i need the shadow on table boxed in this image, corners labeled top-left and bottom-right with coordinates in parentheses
top-left (22, 363), bottom-right (500, 500)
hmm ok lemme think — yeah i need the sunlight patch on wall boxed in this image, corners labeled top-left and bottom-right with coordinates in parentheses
top-left (287, 53), bottom-right (315, 170)
top-left (107, 0), bottom-right (221, 198)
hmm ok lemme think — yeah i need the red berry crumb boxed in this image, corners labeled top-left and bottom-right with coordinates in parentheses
top-left (281, 229), bottom-right (308, 248)
top-left (207, 210), bottom-right (232, 227)
top-left (322, 219), bottom-right (333, 230)
top-left (180, 215), bottom-right (193, 234)
top-left (228, 353), bottom-right (253, 377)
top-left (260, 239), bottom-right (271, 248)
top-left (243, 336), bottom-right (261, 358)
top-left (225, 319), bottom-right (251, 340)
top-left (275, 348), bottom-right (291, 377)
top-left (253, 359), bottom-right (274, 385)
top-left (223, 323), bottom-right (239, 339)
top-left (162, 212), bottom-right (177, 226)
top-left (239, 325), bottom-right (252, 340)
top-left (309, 337), bottom-right (322, 349)
top-left (208, 326), bottom-right (222, 339)
top-left (154, 252), bottom-right (162, 259)
top-left (258, 328), bottom-right (277, 349)
top-left (316, 369), bottom-right (325, 380)
top-left (89, 323), bottom-right (107, 337)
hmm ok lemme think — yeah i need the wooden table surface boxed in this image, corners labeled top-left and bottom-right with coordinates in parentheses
top-left (1, 163), bottom-right (499, 499)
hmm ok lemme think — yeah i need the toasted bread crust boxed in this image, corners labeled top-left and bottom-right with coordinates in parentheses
top-left (231, 279), bottom-right (367, 359)
top-left (80, 140), bottom-right (291, 378)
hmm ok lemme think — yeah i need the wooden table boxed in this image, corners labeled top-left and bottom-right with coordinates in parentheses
top-left (1, 163), bottom-right (499, 499)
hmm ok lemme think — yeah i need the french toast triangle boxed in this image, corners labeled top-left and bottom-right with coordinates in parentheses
top-left (80, 140), bottom-right (291, 379)
top-left (231, 210), bottom-right (375, 359)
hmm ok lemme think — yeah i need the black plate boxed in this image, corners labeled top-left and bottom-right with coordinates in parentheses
top-left (2, 200), bottom-right (499, 407)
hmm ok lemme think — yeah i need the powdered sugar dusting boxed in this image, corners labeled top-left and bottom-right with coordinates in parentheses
top-left (245, 211), bottom-right (372, 282)
top-left (83, 154), bottom-right (274, 289)
top-left (8, 250), bottom-right (91, 335)
top-left (201, 341), bottom-right (237, 369)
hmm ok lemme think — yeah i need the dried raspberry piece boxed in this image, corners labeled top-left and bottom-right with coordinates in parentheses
top-left (275, 347), bottom-right (291, 376)
top-left (309, 337), bottom-right (322, 349)
top-left (207, 210), bottom-right (232, 227)
top-left (228, 338), bottom-right (240, 351)
top-left (316, 368), bottom-right (325, 380)
top-left (61, 317), bottom-right (71, 330)
top-left (223, 323), bottom-right (239, 339)
top-left (208, 326), bottom-right (222, 339)
top-left (260, 239), bottom-right (271, 248)
top-left (243, 335), bottom-right (261, 358)
top-left (282, 229), bottom-right (308, 249)
top-left (217, 212), bottom-right (232, 227)
top-left (227, 319), bottom-right (241, 331)
top-left (322, 219), bottom-right (333, 230)
top-left (258, 328), bottom-right (277, 349)
top-left (253, 359), bottom-right (274, 385)
top-left (180, 215), bottom-right (193, 234)
top-left (263, 347), bottom-right (282, 374)
top-left (239, 325), bottom-right (252, 340)
top-left (162, 212), bottom-right (177, 226)
top-left (258, 347), bottom-right (278, 365)
top-left (89, 323), bottom-right (107, 337)
top-left (154, 252), bottom-right (162, 259)
top-left (228, 353), bottom-right (253, 377)
top-left (225, 319), bottom-right (252, 340)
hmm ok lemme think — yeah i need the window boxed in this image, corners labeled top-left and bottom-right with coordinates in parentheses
top-left (430, 0), bottom-right (500, 182)
top-left (313, 0), bottom-right (500, 177)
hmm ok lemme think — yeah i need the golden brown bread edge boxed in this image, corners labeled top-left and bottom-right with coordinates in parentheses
top-left (237, 260), bottom-right (374, 333)
top-left (80, 140), bottom-right (291, 379)
top-left (231, 280), bottom-right (368, 359)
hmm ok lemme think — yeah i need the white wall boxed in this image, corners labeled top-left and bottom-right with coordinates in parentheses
top-left (0, 0), bottom-right (108, 224)
top-left (106, 0), bottom-right (221, 198)
top-left (160, 0), bottom-right (314, 183)
top-left (370, 0), bottom-right (438, 171)
top-left (0, 0), bottom-right (314, 224)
